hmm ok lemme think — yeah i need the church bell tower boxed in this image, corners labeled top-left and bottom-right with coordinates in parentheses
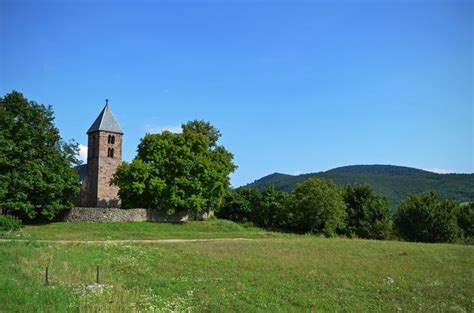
top-left (86, 100), bottom-right (123, 207)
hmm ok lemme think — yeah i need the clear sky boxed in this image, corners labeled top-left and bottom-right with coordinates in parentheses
top-left (1, 0), bottom-right (472, 187)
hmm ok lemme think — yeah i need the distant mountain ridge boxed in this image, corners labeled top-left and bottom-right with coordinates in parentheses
top-left (243, 165), bottom-right (474, 208)
top-left (326, 165), bottom-right (433, 175)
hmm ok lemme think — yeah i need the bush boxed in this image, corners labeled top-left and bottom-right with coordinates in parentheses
top-left (290, 178), bottom-right (347, 236)
top-left (395, 192), bottom-right (461, 243)
top-left (0, 214), bottom-right (21, 231)
top-left (343, 184), bottom-right (393, 239)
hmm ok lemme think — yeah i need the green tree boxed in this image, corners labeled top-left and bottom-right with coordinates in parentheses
top-left (290, 178), bottom-right (347, 236)
top-left (218, 187), bottom-right (292, 230)
top-left (343, 184), bottom-right (393, 239)
top-left (457, 202), bottom-right (474, 238)
top-left (112, 121), bottom-right (236, 214)
top-left (182, 120), bottom-right (221, 148)
top-left (218, 188), bottom-right (257, 223)
top-left (250, 186), bottom-right (290, 229)
top-left (395, 192), bottom-right (461, 243)
top-left (0, 91), bottom-right (81, 219)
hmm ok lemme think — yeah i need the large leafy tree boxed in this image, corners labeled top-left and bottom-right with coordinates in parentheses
top-left (112, 120), bottom-right (236, 214)
top-left (181, 120), bottom-right (221, 148)
top-left (290, 178), bottom-right (347, 236)
top-left (395, 192), bottom-right (461, 243)
top-left (343, 184), bottom-right (393, 239)
top-left (0, 91), bottom-right (81, 219)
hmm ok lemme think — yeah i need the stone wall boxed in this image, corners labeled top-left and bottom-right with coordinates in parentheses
top-left (62, 207), bottom-right (214, 223)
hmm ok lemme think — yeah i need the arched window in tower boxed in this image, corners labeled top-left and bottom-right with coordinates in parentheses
top-left (107, 135), bottom-right (115, 145)
top-left (110, 148), bottom-right (114, 158)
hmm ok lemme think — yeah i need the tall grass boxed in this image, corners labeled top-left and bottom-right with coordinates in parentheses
top-left (1, 237), bottom-right (472, 312)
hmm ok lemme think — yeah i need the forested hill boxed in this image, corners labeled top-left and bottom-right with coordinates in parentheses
top-left (243, 165), bottom-right (474, 208)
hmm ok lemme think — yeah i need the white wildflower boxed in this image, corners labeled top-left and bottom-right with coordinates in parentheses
top-left (383, 276), bottom-right (394, 285)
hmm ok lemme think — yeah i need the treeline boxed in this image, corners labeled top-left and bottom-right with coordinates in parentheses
top-left (1, 91), bottom-right (473, 244)
top-left (245, 165), bottom-right (474, 208)
top-left (218, 178), bottom-right (474, 244)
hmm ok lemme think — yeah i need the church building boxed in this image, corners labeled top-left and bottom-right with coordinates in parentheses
top-left (78, 101), bottom-right (123, 207)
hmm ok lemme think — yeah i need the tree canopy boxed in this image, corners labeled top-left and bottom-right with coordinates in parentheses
top-left (112, 120), bottom-right (236, 214)
top-left (249, 186), bottom-right (290, 229)
top-left (218, 188), bottom-right (256, 223)
top-left (0, 91), bottom-right (81, 219)
top-left (244, 165), bottom-right (474, 208)
top-left (396, 192), bottom-right (460, 243)
top-left (290, 178), bottom-right (347, 236)
top-left (218, 186), bottom-right (293, 231)
top-left (457, 202), bottom-right (474, 239)
top-left (181, 120), bottom-right (221, 148)
top-left (343, 184), bottom-right (393, 239)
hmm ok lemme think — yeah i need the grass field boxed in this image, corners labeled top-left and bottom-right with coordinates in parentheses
top-left (0, 219), bottom-right (280, 240)
top-left (0, 220), bottom-right (473, 312)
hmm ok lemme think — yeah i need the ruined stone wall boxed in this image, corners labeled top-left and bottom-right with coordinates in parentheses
top-left (62, 207), bottom-right (214, 223)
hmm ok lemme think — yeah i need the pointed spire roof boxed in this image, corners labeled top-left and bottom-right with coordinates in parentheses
top-left (87, 101), bottom-right (123, 134)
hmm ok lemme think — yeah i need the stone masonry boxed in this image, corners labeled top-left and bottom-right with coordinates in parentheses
top-left (63, 207), bottom-right (214, 223)
top-left (86, 131), bottom-right (122, 207)
top-left (83, 102), bottom-right (123, 207)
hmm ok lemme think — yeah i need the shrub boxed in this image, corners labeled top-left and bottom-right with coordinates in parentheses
top-left (395, 192), bottom-right (461, 243)
top-left (0, 214), bottom-right (21, 231)
top-left (343, 184), bottom-right (393, 239)
top-left (290, 178), bottom-right (347, 236)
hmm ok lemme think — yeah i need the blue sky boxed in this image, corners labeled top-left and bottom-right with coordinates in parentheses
top-left (1, 0), bottom-right (472, 187)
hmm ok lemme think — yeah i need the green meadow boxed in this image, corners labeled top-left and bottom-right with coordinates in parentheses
top-left (0, 220), bottom-right (473, 312)
top-left (0, 219), bottom-right (277, 241)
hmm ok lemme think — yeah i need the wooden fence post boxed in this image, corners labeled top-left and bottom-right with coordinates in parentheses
top-left (44, 267), bottom-right (49, 286)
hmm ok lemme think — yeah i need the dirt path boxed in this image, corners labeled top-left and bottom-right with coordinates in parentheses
top-left (0, 238), bottom-right (255, 244)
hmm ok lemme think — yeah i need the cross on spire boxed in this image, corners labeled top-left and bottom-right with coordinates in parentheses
top-left (105, 99), bottom-right (109, 106)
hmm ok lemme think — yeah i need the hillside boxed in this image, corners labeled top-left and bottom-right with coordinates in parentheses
top-left (244, 165), bottom-right (474, 208)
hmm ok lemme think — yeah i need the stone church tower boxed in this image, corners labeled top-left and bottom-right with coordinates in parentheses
top-left (85, 101), bottom-right (123, 207)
